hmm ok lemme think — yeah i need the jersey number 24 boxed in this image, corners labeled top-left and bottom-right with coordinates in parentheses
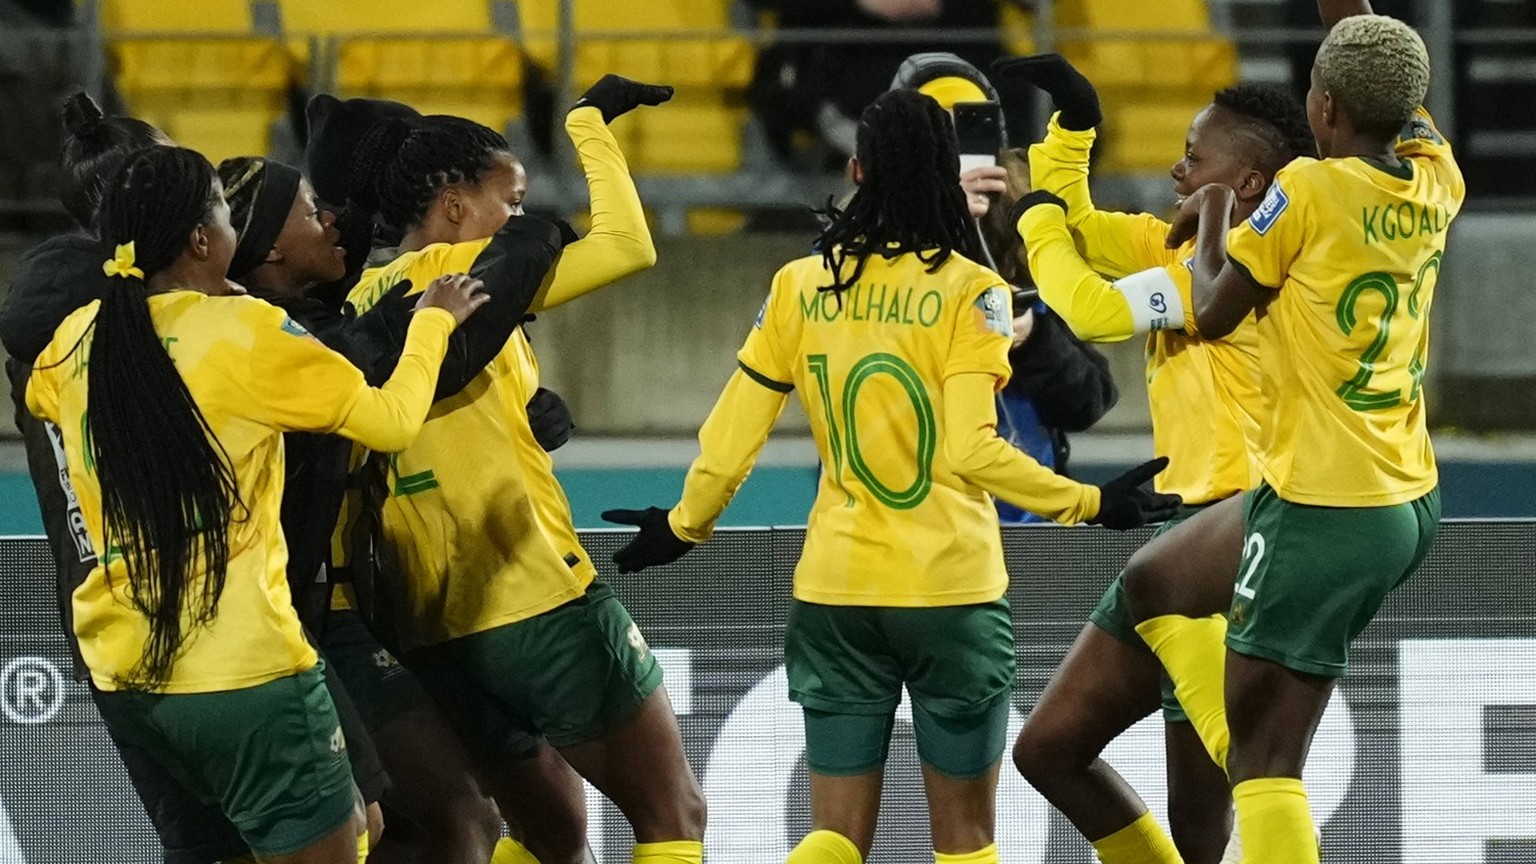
top-left (1335, 252), bottom-right (1439, 411)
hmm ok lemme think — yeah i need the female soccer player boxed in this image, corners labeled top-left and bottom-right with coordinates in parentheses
top-left (340, 75), bottom-right (707, 864)
top-left (1143, 6), bottom-right (1457, 862)
top-left (25, 144), bottom-right (482, 863)
top-left (992, 56), bottom-right (1315, 863)
top-left (219, 155), bottom-right (565, 864)
top-left (602, 87), bottom-right (1179, 864)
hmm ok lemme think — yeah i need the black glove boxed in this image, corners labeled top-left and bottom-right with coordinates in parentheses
top-left (601, 507), bottom-right (695, 574)
top-left (1088, 457), bottom-right (1183, 530)
top-left (527, 387), bottom-right (574, 452)
top-left (574, 75), bottom-right (675, 124)
top-left (1008, 189), bottom-right (1068, 227)
top-left (990, 54), bottom-right (1102, 131)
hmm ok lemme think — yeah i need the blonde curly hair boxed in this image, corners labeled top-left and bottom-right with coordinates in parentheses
top-left (1316, 14), bottom-right (1430, 136)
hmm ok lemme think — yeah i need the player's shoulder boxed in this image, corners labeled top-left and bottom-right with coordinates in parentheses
top-left (35, 299), bottom-right (103, 370)
top-left (1243, 161), bottom-right (1324, 237)
top-left (937, 251), bottom-right (1009, 297)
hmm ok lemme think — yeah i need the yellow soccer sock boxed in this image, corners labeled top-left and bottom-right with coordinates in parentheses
top-left (935, 842), bottom-right (999, 864)
top-left (1234, 778), bottom-right (1318, 864)
top-left (786, 830), bottom-right (863, 864)
top-left (494, 837), bottom-right (543, 864)
top-left (1135, 613), bottom-right (1231, 771)
top-left (1089, 811), bottom-right (1183, 864)
top-left (634, 839), bottom-right (704, 864)
top-left (356, 830), bottom-right (369, 864)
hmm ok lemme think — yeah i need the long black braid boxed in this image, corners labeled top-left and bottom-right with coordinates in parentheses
top-left (1214, 83), bottom-right (1319, 176)
top-left (91, 146), bottom-right (242, 689)
top-left (348, 115), bottom-right (513, 245)
top-left (815, 89), bottom-right (980, 298)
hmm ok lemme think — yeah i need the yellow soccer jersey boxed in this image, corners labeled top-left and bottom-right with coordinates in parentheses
top-left (721, 250), bottom-right (1094, 607)
top-left (26, 291), bottom-right (454, 692)
top-left (342, 105), bottom-right (655, 648)
top-left (1027, 113), bottom-right (1263, 503)
top-left (1226, 109), bottom-right (1463, 506)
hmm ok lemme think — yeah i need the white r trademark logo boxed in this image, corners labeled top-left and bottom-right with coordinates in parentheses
top-left (0, 657), bottom-right (66, 725)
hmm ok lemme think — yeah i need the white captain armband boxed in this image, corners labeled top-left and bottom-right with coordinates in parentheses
top-left (1111, 267), bottom-right (1185, 334)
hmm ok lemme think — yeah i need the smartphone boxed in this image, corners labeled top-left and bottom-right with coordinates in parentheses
top-left (953, 100), bottom-right (1003, 173)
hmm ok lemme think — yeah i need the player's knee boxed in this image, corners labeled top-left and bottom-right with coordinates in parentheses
top-left (1011, 718), bottom-right (1072, 788)
top-left (1120, 549), bottom-right (1177, 622)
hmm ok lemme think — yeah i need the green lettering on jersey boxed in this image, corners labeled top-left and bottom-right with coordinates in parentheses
top-left (849, 284), bottom-right (865, 321)
top-left (863, 283), bottom-right (889, 322)
top-left (389, 454), bottom-right (439, 497)
top-left (1396, 203), bottom-right (1415, 238)
top-left (1362, 206), bottom-right (1380, 244)
top-left (799, 291), bottom-right (819, 322)
top-left (80, 411), bottom-right (94, 475)
top-left (917, 292), bottom-right (943, 327)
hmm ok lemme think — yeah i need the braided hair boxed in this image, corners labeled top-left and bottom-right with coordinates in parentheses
top-left (1213, 83), bottom-right (1318, 177)
top-left (348, 115), bottom-right (513, 245)
top-left (59, 92), bottom-right (164, 230)
top-left (815, 89), bottom-right (979, 298)
top-left (91, 146), bottom-right (242, 689)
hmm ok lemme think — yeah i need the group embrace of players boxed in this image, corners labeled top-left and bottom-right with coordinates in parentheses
top-left (1, 0), bottom-right (1459, 862)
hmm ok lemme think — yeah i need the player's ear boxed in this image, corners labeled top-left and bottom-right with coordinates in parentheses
top-left (1321, 89), bottom-right (1338, 131)
top-left (440, 187), bottom-right (465, 226)
top-left (1237, 169), bottom-right (1268, 203)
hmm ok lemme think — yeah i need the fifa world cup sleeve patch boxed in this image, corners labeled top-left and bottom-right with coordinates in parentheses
top-left (1248, 182), bottom-right (1290, 236)
top-left (973, 285), bottom-right (1014, 339)
top-left (1401, 112), bottom-right (1444, 145)
top-left (280, 315), bottom-right (311, 337)
top-left (753, 296), bottom-right (768, 329)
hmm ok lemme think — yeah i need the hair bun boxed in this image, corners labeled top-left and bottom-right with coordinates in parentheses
top-left (62, 92), bottom-right (106, 139)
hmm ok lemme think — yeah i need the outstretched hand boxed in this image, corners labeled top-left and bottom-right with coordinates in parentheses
top-left (602, 506), bottom-right (695, 573)
top-left (575, 75), bottom-right (675, 124)
top-left (989, 54), bottom-right (1102, 132)
top-left (1088, 457), bottom-right (1183, 530)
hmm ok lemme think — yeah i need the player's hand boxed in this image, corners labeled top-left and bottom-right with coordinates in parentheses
top-left (574, 75), bottom-right (675, 124)
top-left (1165, 183), bottom-right (1236, 249)
top-left (960, 165), bottom-right (1009, 218)
top-left (528, 387), bottom-right (574, 452)
top-left (1007, 189), bottom-right (1068, 227)
top-left (1088, 457), bottom-right (1183, 530)
top-left (415, 273), bottom-right (488, 326)
top-left (602, 507), bottom-right (695, 573)
top-left (989, 54), bottom-right (1102, 131)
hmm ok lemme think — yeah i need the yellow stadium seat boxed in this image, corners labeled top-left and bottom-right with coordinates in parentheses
top-left (517, 0), bottom-right (754, 174)
top-left (276, 0), bottom-right (523, 130)
top-left (101, 0), bottom-right (293, 159)
top-left (1055, 0), bottom-right (1237, 174)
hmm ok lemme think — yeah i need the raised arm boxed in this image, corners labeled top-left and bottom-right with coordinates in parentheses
top-left (992, 54), bottom-right (1175, 278)
top-left (1014, 192), bottom-right (1192, 342)
top-left (531, 77), bottom-right (673, 311)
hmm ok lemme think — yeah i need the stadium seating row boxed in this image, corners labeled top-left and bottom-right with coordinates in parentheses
top-left (100, 0), bottom-right (1234, 180)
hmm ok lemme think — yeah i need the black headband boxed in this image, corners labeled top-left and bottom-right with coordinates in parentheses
top-left (226, 159), bottom-right (302, 281)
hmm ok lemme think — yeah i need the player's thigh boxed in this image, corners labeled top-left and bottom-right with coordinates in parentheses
top-left (1122, 497), bottom-right (1246, 624)
top-left (100, 665), bottom-right (359, 860)
top-left (441, 582), bottom-right (665, 751)
top-left (91, 686), bottom-right (251, 864)
top-left (788, 601), bottom-right (906, 776)
top-left (920, 760), bottom-right (1002, 855)
top-left (889, 601), bottom-right (1015, 782)
top-left (1225, 482), bottom-right (1437, 679)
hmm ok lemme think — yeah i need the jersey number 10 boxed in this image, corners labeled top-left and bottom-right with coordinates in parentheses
top-left (1335, 252), bottom-right (1439, 411)
top-left (806, 353), bottom-right (936, 510)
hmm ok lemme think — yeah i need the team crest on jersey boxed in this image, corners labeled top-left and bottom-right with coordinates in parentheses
top-left (1249, 183), bottom-right (1289, 236)
top-left (279, 315), bottom-right (310, 337)
top-left (974, 286), bottom-right (1013, 338)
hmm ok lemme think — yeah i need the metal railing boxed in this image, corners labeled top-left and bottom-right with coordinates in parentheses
top-left (2, 0), bottom-right (1535, 224)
